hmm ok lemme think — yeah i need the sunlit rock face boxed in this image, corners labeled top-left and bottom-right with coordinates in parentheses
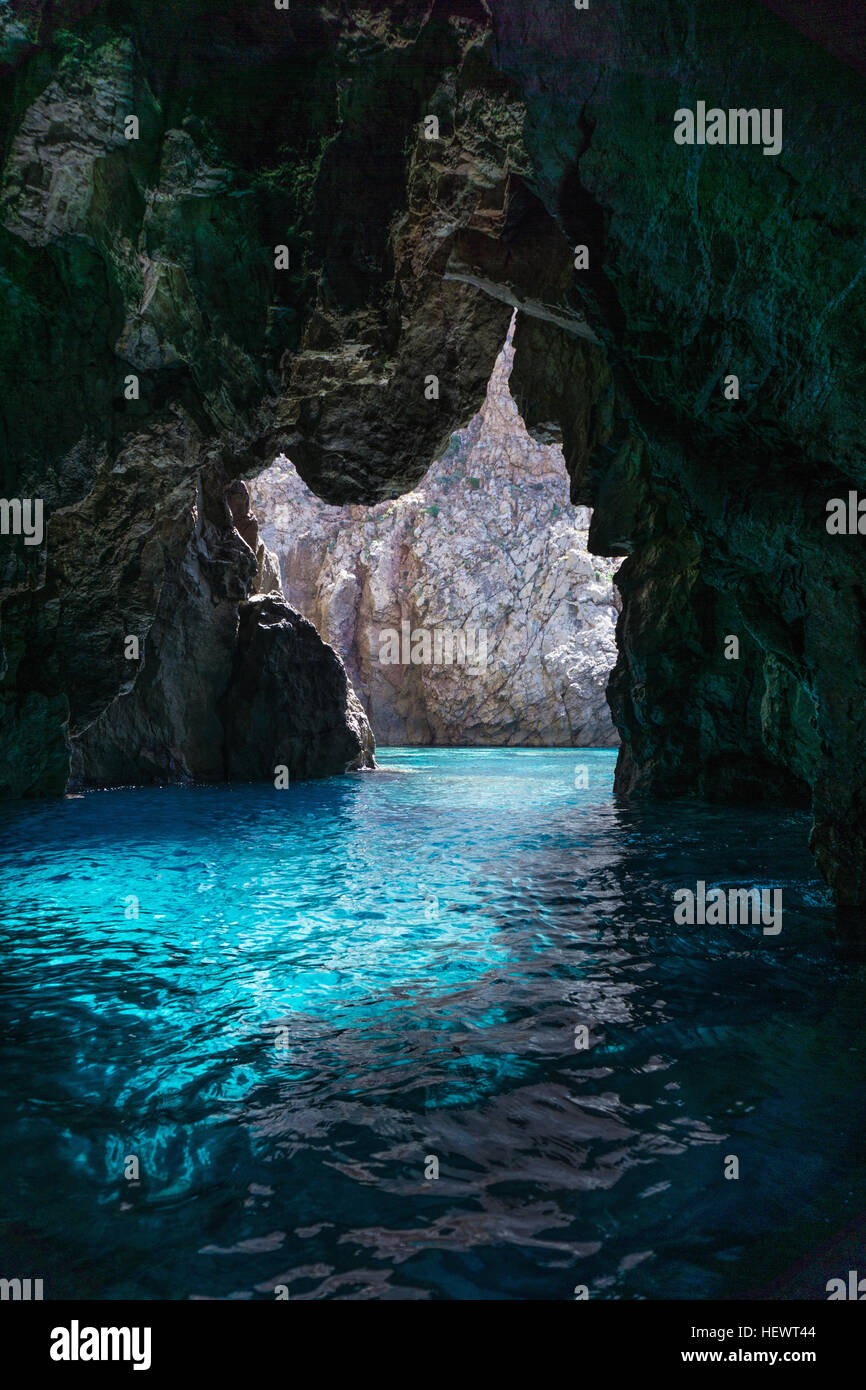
top-left (252, 320), bottom-right (620, 746)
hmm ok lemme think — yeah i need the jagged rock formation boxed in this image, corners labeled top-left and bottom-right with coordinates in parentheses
top-left (489, 2), bottom-right (866, 908)
top-left (1, 2), bottom-right (865, 905)
top-left (69, 477), bottom-right (373, 785)
top-left (1, 5), bottom-right (374, 791)
top-left (223, 593), bottom-right (374, 782)
top-left (252, 318), bottom-right (620, 745)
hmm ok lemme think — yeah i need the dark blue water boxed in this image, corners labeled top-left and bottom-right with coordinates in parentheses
top-left (1, 748), bottom-right (865, 1300)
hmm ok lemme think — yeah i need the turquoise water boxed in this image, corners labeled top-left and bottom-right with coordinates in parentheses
top-left (1, 748), bottom-right (865, 1300)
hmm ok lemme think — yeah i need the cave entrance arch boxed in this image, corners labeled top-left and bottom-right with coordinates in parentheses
top-left (249, 312), bottom-right (622, 750)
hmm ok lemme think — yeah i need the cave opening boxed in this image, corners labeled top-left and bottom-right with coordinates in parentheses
top-left (248, 311), bottom-right (623, 750)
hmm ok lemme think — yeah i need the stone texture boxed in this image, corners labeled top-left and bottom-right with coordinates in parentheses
top-left (69, 470), bottom-right (372, 787)
top-left (226, 479), bottom-right (282, 598)
top-left (252, 316), bottom-right (620, 746)
top-left (488, 1), bottom-right (866, 904)
top-left (1, 2), bottom-right (865, 906)
top-left (223, 595), bottom-right (375, 783)
top-left (1, 6), bottom-right (371, 793)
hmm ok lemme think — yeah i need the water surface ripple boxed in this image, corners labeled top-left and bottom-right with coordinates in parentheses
top-left (1, 749), bottom-right (864, 1299)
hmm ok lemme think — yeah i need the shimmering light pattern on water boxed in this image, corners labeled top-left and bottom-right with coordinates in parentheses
top-left (1, 749), bottom-right (864, 1299)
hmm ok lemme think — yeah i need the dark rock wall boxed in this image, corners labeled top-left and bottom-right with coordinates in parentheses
top-left (0, 1), bottom-right (379, 791)
top-left (489, 1), bottom-right (866, 904)
top-left (1, 1), bottom-right (864, 903)
top-left (223, 594), bottom-right (375, 783)
top-left (68, 470), bottom-right (373, 786)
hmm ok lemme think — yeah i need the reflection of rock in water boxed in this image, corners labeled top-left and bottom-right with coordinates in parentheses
top-left (251, 317), bottom-right (621, 747)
